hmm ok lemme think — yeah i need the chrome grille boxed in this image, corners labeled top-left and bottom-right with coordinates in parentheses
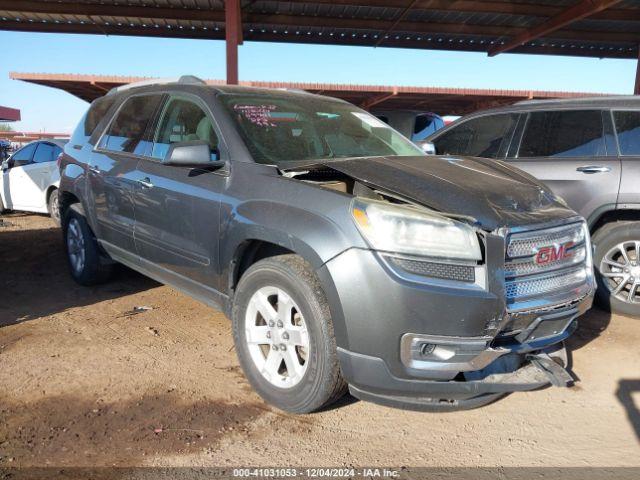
top-left (504, 221), bottom-right (592, 309)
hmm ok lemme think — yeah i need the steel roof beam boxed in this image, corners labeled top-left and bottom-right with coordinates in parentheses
top-left (488, 0), bottom-right (623, 56)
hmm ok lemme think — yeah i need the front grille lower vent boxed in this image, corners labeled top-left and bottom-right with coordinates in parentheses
top-left (390, 257), bottom-right (475, 283)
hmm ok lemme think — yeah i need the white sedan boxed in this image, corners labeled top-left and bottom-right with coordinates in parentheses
top-left (0, 139), bottom-right (67, 225)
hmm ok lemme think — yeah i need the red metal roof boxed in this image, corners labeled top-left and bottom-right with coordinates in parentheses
top-left (0, 105), bottom-right (20, 122)
top-left (9, 72), bottom-right (609, 116)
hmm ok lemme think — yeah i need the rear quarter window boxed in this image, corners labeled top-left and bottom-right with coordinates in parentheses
top-left (613, 111), bottom-right (640, 156)
top-left (68, 95), bottom-right (118, 147)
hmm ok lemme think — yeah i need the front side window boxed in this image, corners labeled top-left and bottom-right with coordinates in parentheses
top-left (152, 97), bottom-right (220, 160)
top-left (99, 94), bottom-right (164, 155)
top-left (434, 114), bottom-right (518, 159)
top-left (518, 110), bottom-right (606, 158)
top-left (11, 143), bottom-right (37, 163)
top-left (33, 143), bottom-right (61, 163)
top-left (221, 94), bottom-right (423, 165)
top-left (613, 111), bottom-right (640, 156)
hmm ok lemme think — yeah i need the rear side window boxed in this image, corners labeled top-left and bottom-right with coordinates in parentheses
top-left (99, 94), bottom-right (164, 155)
top-left (413, 114), bottom-right (445, 142)
top-left (613, 111), bottom-right (640, 156)
top-left (32, 143), bottom-right (61, 163)
top-left (434, 113), bottom-right (518, 158)
top-left (518, 110), bottom-right (606, 158)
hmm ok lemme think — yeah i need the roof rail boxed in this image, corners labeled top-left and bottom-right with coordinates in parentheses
top-left (106, 75), bottom-right (206, 96)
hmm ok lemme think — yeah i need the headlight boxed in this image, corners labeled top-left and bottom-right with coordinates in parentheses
top-left (351, 198), bottom-right (482, 261)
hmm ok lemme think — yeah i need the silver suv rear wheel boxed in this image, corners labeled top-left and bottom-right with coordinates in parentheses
top-left (599, 241), bottom-right (640, 304)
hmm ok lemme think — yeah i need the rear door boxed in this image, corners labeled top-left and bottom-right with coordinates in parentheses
top-left (508, 109), bottom-right (620, 220)
top-left (611, 110), bottom-right (640, 208)
top-left (91, 93), bottom-right (165, 254)
top-left (23, 142), bottom-right (63, 209)
top-left (133, 93), bottom-right (225, 290)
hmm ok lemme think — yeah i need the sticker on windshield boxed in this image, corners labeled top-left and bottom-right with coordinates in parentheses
top-left (352, 112), bottom-right (388, 129)
top-left (234, 104), bottom-right (277, 127)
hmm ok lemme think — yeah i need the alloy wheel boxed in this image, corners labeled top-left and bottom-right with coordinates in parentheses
top-left (599, 240), bottom-right (640, 304)
top-left (67, 218), bottom-right (86, 275)
top-left (244, 286), bottom-right (310, 389)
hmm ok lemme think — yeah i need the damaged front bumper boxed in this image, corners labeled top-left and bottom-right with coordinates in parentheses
top-left (343, 342), bottom-right (572, 411)
top-left (319, 235), bottom-right (594, 411)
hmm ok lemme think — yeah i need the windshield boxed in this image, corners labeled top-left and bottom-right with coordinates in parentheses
top-left (220, 93), bottom-right (424, 165)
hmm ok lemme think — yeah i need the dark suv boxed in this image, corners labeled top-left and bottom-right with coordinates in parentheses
top-left (426, 97), bottom-right (640, 318)
top-left (59, 77), bottom-right (594, 413)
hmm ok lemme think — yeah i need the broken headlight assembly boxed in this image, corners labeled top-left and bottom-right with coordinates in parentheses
top-left (351, 198), bottom-right (482, 261)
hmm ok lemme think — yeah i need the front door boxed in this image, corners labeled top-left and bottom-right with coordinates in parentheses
top-left (133, 94), bottom-right (224, 290)
top-left (3, 143), bottom-right (38, 210)
top-left (507, 109), bottom-right (621, 220)
top-left (90, 93), bottom-right (165, 254)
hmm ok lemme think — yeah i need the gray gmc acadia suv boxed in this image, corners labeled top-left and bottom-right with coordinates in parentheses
top-left (58, 77), bottom-right (595, 413)
top-left (426, 97), bottom-right (640, 318)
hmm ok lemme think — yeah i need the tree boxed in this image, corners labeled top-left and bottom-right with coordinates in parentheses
top-left (0, 124), bottom-right (15, 132)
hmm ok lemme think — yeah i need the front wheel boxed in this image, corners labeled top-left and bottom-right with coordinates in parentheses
top-left (232, 254), bottom-right (347, 413)
top-left (63, 206), bottom-right (113, 286)
top-left (594, 221), bottom-right (640, 318)
top-left (48, 189), bottom-right (60, 226)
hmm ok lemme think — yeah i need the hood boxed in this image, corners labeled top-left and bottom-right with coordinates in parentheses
top-left (321, 155), bottom-right (577, 231)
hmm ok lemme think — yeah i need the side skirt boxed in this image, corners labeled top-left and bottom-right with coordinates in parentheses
top-left (100, 240), bottom-right (229, 315)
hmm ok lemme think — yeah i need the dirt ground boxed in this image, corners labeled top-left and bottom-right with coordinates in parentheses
top-left (0, 213), bottom-right (639, 469)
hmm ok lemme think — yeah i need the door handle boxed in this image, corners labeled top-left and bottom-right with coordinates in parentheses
top-left (88, 165), bottom-right (101, 175)
top-left (576, 165), bottom-right (611, 174)
top-left (137, 177), bottom-right (154, 188)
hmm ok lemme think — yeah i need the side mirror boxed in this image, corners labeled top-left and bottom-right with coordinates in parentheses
top-left (1, 161), bottom-right (8, 172)
top-left (416, 141), bottom-right (436, 155)
top-left (163, 140), bottom-right (224, 168)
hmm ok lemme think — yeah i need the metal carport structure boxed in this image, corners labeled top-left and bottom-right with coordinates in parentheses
top-left (8, 72), bottom-right (607, 115)
top-left (1, 1), bottom-right (640, 90)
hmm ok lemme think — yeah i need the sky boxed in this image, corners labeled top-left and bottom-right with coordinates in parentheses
top-left (1, 30), bottom-right (638, 133)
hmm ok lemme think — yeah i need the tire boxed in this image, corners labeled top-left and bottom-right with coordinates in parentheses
top-left (62, 205), bottom-right (113, 286)
top-left (47, 189), bottom-right (61, 226)
top-left (0, 195), bottom-right (5, 214)
top-left (593, 221), bottom-right (640, 318)
top-left (232, 254), bottom-right (347, 413)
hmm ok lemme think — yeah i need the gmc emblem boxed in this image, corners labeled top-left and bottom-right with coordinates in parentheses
top-left (534, 242), bottom-right (574, 265)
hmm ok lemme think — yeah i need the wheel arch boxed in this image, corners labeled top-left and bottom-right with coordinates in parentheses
top-left (589, 205), bottom-right (640, 234)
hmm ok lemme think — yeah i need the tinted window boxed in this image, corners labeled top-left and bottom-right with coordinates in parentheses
top-left (434, 114), bottom-right (518, 159)
top-left (518, 110), bottom-right (605, 158)
top-left (413, 114), bottom-right (445, 142)
top-left (221, 94), bottom-right (422, 165)
top-left (85, 96), bottom-right (117, 136)
top-left (614, 111), bottom-right (640, 156)
top-left (99, 94), bottom-right (163, 155)
top-left (11, 143), bottom-right (37, 162)
top-left (33, 143), bottom-right (62, 163)
top-left (152, 97), bottom-right (219, 160)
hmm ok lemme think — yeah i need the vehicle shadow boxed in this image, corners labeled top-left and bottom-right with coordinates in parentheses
top-left (565, 306), bottom-right (612, 352)
top-left (617, 379), bottom-right (640, 443)
top-left (0, 215), bottom-right (157, 327)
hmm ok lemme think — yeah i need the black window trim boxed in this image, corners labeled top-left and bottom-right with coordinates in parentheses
top-left (611, 107), bottom-right (640, 157)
